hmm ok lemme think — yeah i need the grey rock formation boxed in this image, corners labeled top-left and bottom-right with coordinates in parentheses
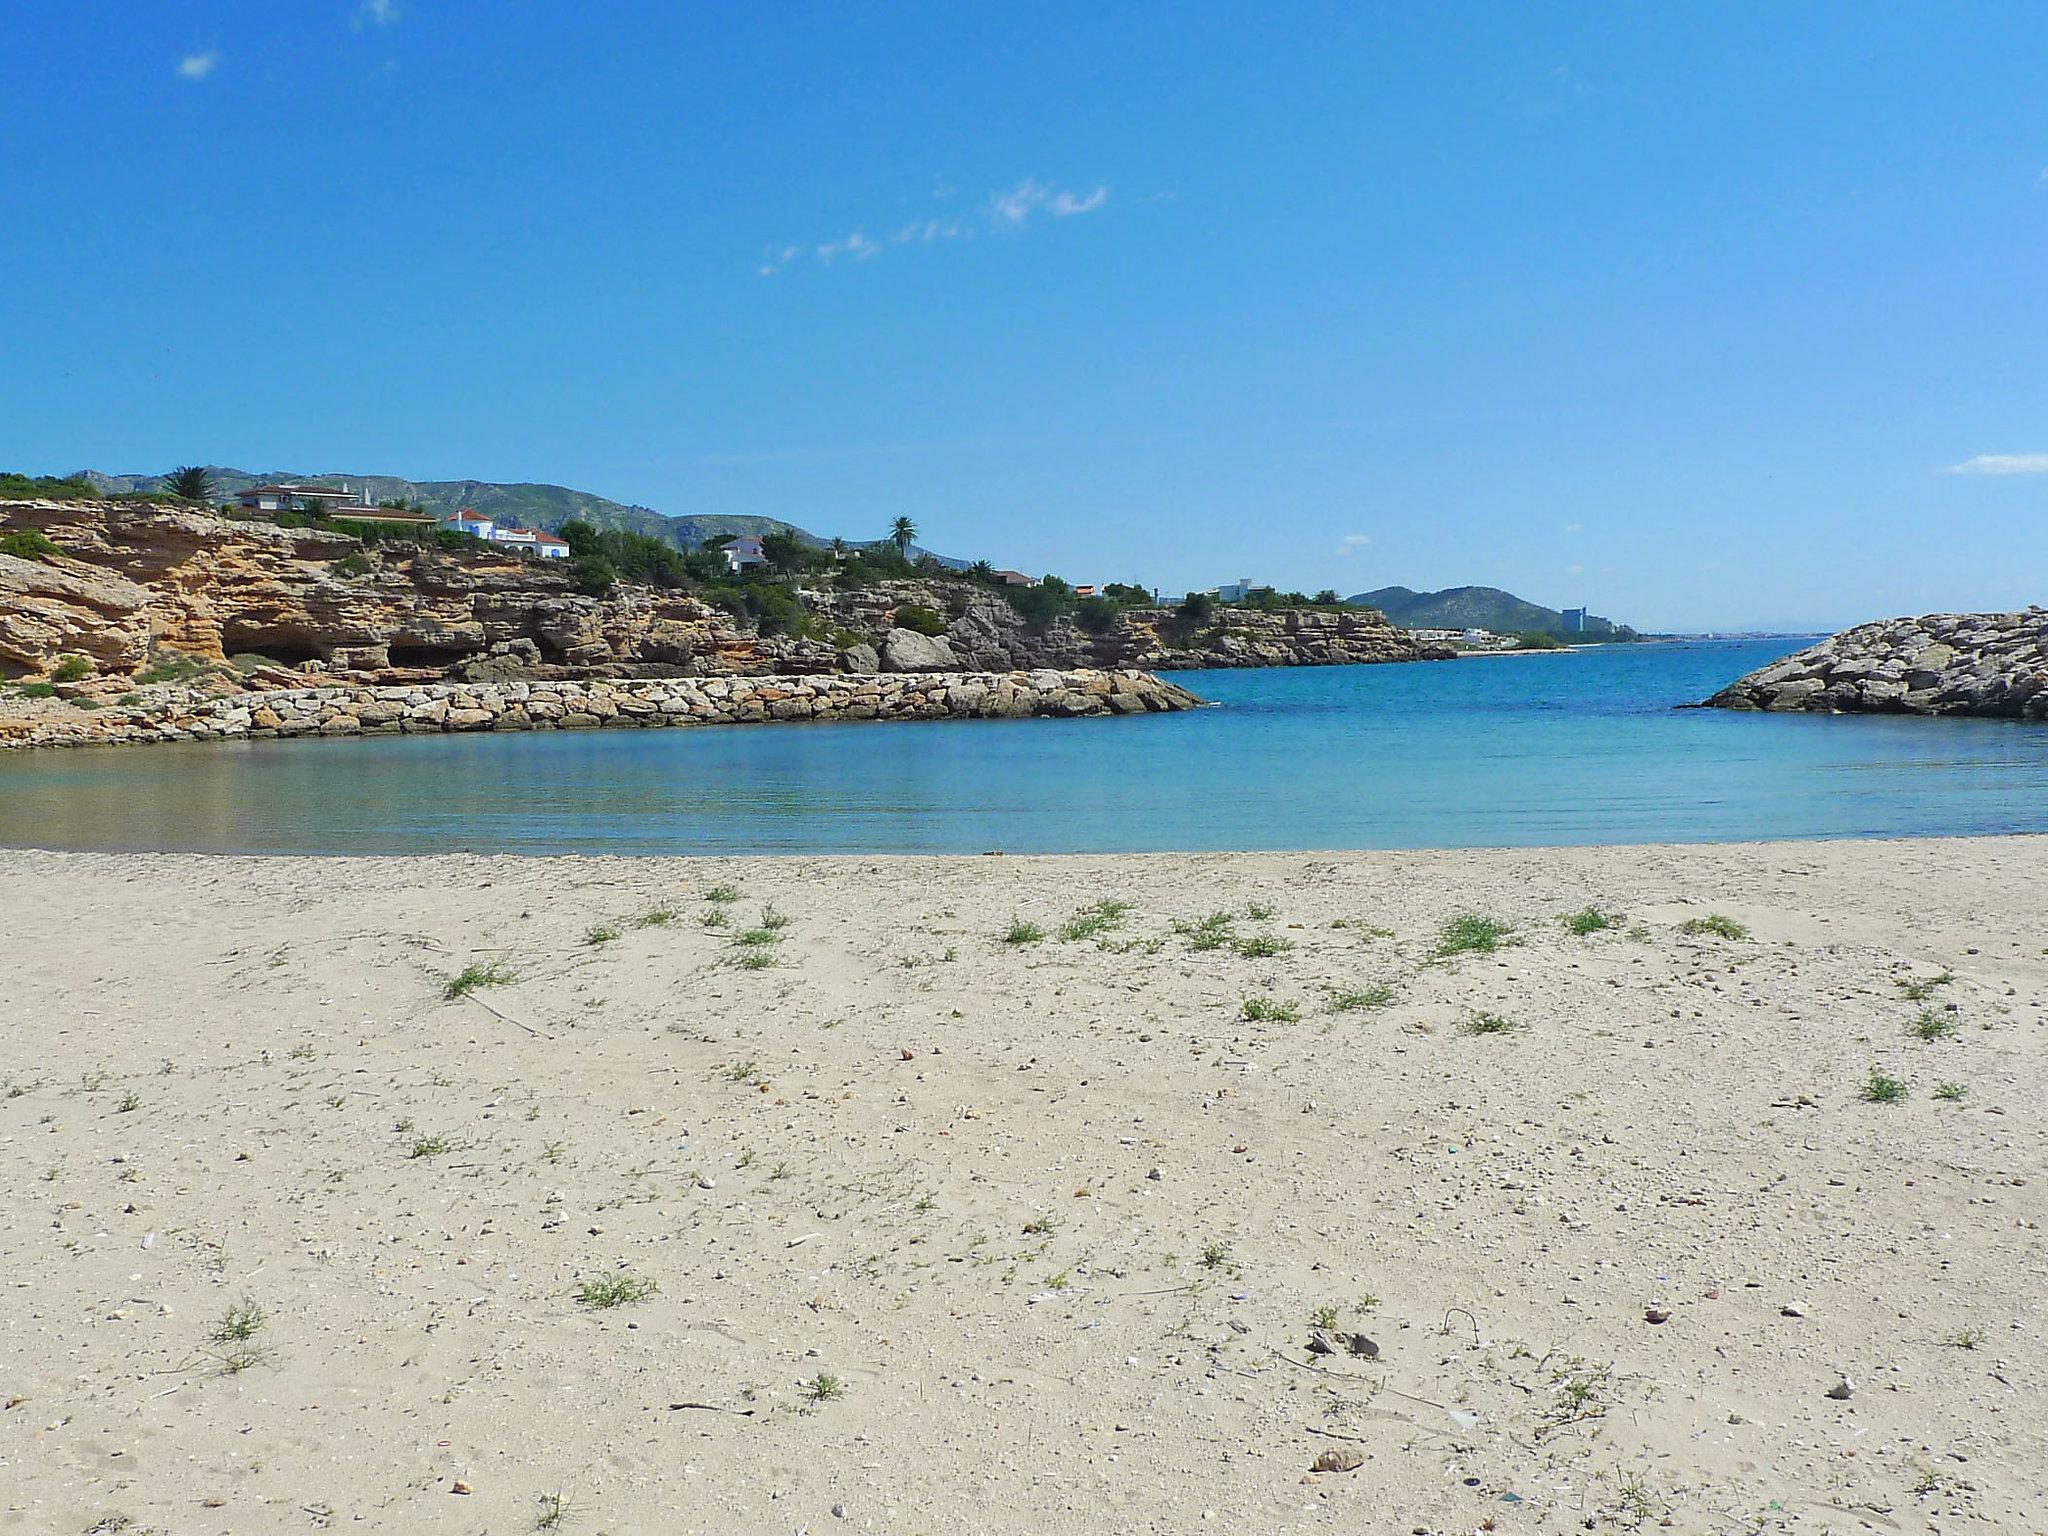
top-left (1701, 609), bottom-right (2048, 720)
top-left (880, 627), bottom-right (958, 672)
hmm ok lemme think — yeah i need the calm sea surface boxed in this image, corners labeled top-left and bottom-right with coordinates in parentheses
top-left (3, 638), bottom-right (2046, 855)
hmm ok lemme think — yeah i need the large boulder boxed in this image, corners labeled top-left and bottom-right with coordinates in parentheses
top-left (880, 627), bottom-right (959, 672)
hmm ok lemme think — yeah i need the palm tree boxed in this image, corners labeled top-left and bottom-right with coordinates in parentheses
top-left (889, 516), bottom-right (917, 561)
top-left (969, 559), bottom-right (994, 583)
top-left (165, 465), bottom-right (213, 503)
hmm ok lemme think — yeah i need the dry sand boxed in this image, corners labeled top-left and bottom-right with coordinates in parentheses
top-left (2, 839), bottom-right (2045, 1534)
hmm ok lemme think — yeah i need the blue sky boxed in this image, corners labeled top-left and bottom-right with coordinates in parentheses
top-left (3, 2), bottom-right (2045, 630)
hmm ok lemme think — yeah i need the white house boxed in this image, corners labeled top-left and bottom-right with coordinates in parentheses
top-left (723, 535), bottom-right (768, 573)
top-left (441, 508), bottom-right (496, 540)
top-left (490, 527), bottom-right (570, 559)
top-left (1215, 578), bottom-right (1256, 603)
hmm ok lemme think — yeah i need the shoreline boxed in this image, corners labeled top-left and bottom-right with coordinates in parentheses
top-left (7, 836), bottom-right (2046, 1532)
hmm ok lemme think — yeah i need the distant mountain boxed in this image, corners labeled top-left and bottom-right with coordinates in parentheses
top-left (77, 467), bottom-right (963, 565)
top-left (1348, 585), bottom-right (1635, 639)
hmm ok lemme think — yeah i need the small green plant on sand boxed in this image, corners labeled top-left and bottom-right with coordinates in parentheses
top-left (1001, 917), bottom-right (1045, 946)
top-left (1244, 900), bottom-right (1277, 921)
top-left (1232, 932), bottom-right (1292, 958)
top-left (1933, 1081), bottom-right (1969, 1103)
top-left (584, 924), bottom-right (620, 946)
top-left (534, 1491), bottom-right (573, 1530)
top-left (1463, 1011), bottom-right (1517, 1035)
top-left (209, 1296), bottom-right (273, 1373)
top-left (1059, 899), bottom-right (1132, 942)
top-left (1436, 914), bottom-right (1511, 958)
top-left (1311, 1304), bottom-right (1340, 1330)
top-left (1678, 914), bottom-right (1749, 940)
top-left (801, 1371), bottom-right (845, 1405)
top-left (632, 905), bottom-right (679, 929)
top-left (1174, 911), bottom-right (1237, 951)
top-left (212, 1296), bottom-right (266, 1344)
top-left (445, 960), bottom-right (516, 999)
top-left (409, 1134), bottom-right (454, 1159)
top-left (1943, 1324), bottom-right (1987, 1349)
top-left (574, 1272), bottom-right (656, 1309)
top-left (1240, 996), bottom-right (1299, 1023)
top-left (1329, 985), bottom-right (1395, 1012)
top-left (1565, 907), bottom-right (1620, 935)
top-left (704, 884), bottom-right (741, 904)
top-left (1861, 1070), bottom-right (1909, 1104)
top-left (1897, 971), bottom-right (1954, 1002)
top-left (1199, 1240), bottom-right (1230, 1270)
top-left (1910, 1009), bottom-right (1957, 1041)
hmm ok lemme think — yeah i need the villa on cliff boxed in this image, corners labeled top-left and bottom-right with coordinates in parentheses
top-left (433, 509), bottom-right (569, 558)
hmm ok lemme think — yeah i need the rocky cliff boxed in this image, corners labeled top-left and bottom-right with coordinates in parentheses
top-left (1, 502), bottom-right (1449, 697)
top-left (1701, 610), bottom-right (2048, 720)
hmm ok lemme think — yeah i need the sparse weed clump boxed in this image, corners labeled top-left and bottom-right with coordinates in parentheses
top-left (1001, 917), bottom-right (1046, 946)
top-left (1861, 1070), bottom-right (1909, 1104)
top-left (574, 1272), bottom-right (657, 1310)
top-left (704, 884), bottom-right (741, 905)
top-left (1933, 1081), bottom-right (1969, 1103)
top-left (445, 960), bottom-right (516, 999)
top-left (800, 1371), bottom-right (845, 1405)
top-left (1897, 971), bottom-right (1954, 1002)
top-left (1175, 911), bottom-right (1237, 951)
top-left (1462, 1011), bottom-right (1517, 1036)
top-left (1240, 996), bottom-right (1300, 1023)
top-left (1328, 985), bottom-right (1395, 1012)
top-left (1059, 899), bottom-right (1132, 943)
top-left (1910, 1009), bottom-right (1957, 1041)
top-left (632, 905), bottom-right (680, 929)
top-left (1199, 1240), bottom-right (1230, 1270)
top-left (1244, 900), bottom-right (1277, 921)
top-left (1565, 907), bottom-right (1620, 935)
top-left (408, 1134), bottom-right (454, 1159)
top-left (208, 1296), bottom-right (273, 1374)
top-left (584, 924), bottom-right (620, 946)
top-left (1436, 914), bottom-right (1511, 958)
top-left (1232, 932), bottom-right (1293, 958)
top-left (1677, 914), bottom-right (1749, 940)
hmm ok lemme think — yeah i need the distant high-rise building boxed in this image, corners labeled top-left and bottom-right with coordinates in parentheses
top-left (1561, 607), bottom-right (1588, 634)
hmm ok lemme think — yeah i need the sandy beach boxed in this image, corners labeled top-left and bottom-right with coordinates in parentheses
top-left (3, 838), bottom-right (2045, 1534)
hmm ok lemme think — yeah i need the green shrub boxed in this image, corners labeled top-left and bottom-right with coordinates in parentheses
top-left (1074, 596), bottom-right (1121, 635)
top-left (566, 553), bottom-right (618, 595)
top-left (50, 654), bottom-right (91, 683)
top-left (15, 681), bottom-right (57, 699)
top-left (135, 653), bottom-right (214, 686)
top-left (0, 527), bottom-right (61, 562)
top-left (893, 604), bottom-right (947, 637)
top-left (0, 472), bottom-right (97, 500)
top-left (332, 551), bottom-right (374, 578)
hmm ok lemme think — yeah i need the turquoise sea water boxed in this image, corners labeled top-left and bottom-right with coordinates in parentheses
top-left (2, 638), bottom-right (2046, 855)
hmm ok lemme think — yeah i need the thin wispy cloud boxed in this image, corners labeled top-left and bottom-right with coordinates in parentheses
top-left (1335, 534), bottom-right (1372, 557)
top-left (175, 50), bottom-right (219, 81)
top-left (762, 176), bottom-right (1110, 276)
top-left (1945, 453), bottom-right (2048, 475)
top-left (354, 0), bottom-right (400, 27)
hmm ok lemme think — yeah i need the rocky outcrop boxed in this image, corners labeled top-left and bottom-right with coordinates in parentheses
top-left (0, 502), bottom-right (1449, 697)
top-left (806, 579), bottom-right (1453, 673)
top-left (0, 551), bottom-right (154, 677)
top-left (0, 499), bottom-right (841, 684)
top-left (0, 669), bottom-right (1205, 751)
top-left (1701, 610), bottom-right (2048, 719)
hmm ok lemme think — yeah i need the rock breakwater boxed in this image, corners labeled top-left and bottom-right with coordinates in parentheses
top-left (0, 669), bottom-right (1205, 751)
top-left (1701, 609), bottom-right (2047, 719)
